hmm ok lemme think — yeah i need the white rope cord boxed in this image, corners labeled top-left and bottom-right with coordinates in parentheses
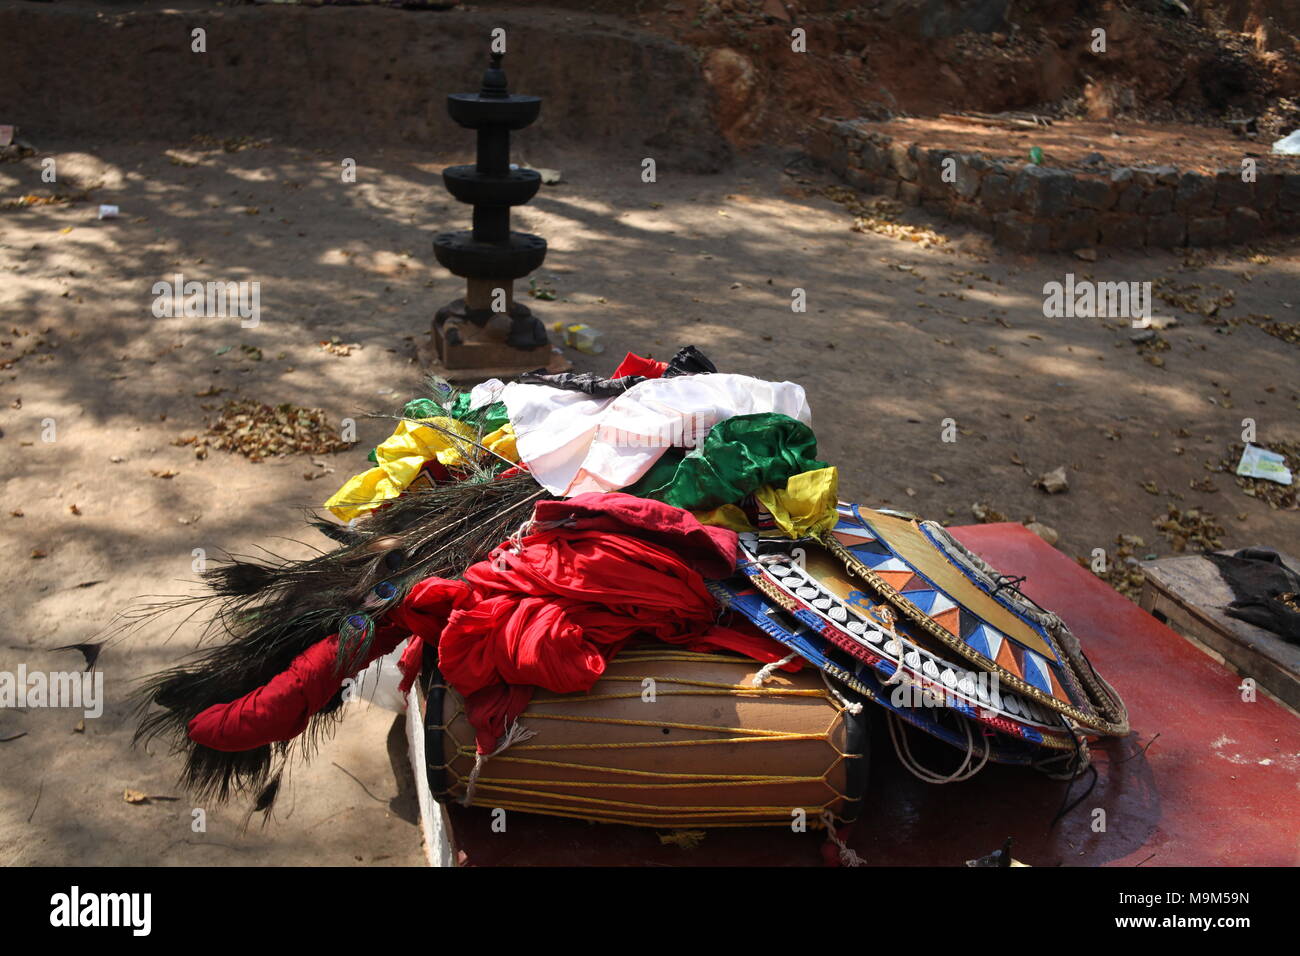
top-left (495, 516), bottom-right (576, 570)
top-left (820, 810), bottom-right (866, 867)
top-left (880, 626), bottom-right (925, 687)
top-left (751, 652), bottom-right (799, 687)
top-left (460, 720), bottom-right (537, 807)
top-left (887, 713), bottom-right (989, 784)
top-left (818, 670), bottom-right (863, 715)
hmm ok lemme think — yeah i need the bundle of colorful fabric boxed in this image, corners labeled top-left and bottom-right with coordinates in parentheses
top-left (132, 345), bottom-right (1128, 828)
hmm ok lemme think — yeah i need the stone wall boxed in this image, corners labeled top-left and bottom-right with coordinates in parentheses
top-left (0, 4), bottom-right (728, 173)
top-left (809, 118), bottom-right (1300, 251)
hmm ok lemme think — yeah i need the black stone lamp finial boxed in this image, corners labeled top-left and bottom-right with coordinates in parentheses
top-left (481, 51), bottom-right (508, 99)
top-left (431, 46), bottom-right (550, 365)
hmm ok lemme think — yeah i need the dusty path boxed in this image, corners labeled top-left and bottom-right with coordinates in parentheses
top-left (1, 140), bottom-right (1297, 865)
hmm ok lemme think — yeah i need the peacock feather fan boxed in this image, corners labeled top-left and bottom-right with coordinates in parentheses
top-left (131, 471), bottom-right (549, 806)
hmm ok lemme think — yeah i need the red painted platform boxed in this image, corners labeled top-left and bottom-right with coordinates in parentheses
top-left (446, 523), bottom-right (1300, 866)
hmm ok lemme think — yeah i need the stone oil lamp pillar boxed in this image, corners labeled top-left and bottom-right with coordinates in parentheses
top-left (432, 50), bottom-right (553, 372)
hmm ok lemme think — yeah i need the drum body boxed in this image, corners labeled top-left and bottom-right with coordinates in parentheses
top-left (426, 646), bottom-right (869, 828)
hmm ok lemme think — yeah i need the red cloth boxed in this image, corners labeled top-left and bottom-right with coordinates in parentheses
top-left (390, 493), bottom-right (794, 752)
top-left (532, 493), bottom-right (738, 579)
top-left (187, 624), bottom-right (407, 752)
top-left (611, 351), bottom-right (668, 379)
top-left (186, 494), bottom-right (798, 755)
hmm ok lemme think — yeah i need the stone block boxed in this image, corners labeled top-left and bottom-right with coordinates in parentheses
top-left (1226, 206), bottom-right (1263, 244)
top-left (1215, 170), bottom-right (1254, 211)
top-left (1098, 213), bottom-right (1144, 247)
top-left (845, 167), bottom-right (879, 193)
top-left (1279, 174), bottom-right (1300, 213)
top-left (1140, 187), bottom-right (1174, 216)
top-left (1146, 213), bottom-right (1187, 248)
top-left (1013, 165), bottom-right (1074, 217)
top-left (1254, 171), bottom-right (1281, 207)
top-left (1051, 209), bottom-right (1101, 250)
top-left (950, 200), bottom-right (989, 229)
top-left (1132, 165), bottom-right (1179, 188)
top-left (981, 172), bottom-right (1013, 212)
top-left (1187, 216), bottom-right (1228, 247)
top-left (1175, 172), bottom-right (1214, 216)
top-left (858, 138), bottom-right (890, 175)
top-left (919, 148), bottom-right (957, 199)
top-left (994, 212), bottom-right (1051, 251)
top-left (1073, 175), bottom-right (1115, 210)
top-left (889, 141), bottom-right (919, 181)
top-left (953, 155), bottom-right (983, 200)
top-left (1111, 169), bottom-right (1143, 213)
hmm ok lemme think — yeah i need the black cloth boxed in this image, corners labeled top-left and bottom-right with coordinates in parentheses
top-left (520, 345), bottom-right (719, 397)
top-left (517, 371), bottom-right (645, 396)
top-left (1204, 548), bottom-right (1300, 644)
top-left (663, 345), bottom-right (719, 377)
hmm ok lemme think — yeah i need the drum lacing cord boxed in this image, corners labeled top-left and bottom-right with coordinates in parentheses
top-left (461, 720), bottom-right (537, 807)
top-left (820, 810), bottom-right (866, 867)
top-left (454, 688), bottom-right (853, 818)
top-left (751, 651), bottom-right (800, 687)
top-left (887, 713), bottom-right (990, 784)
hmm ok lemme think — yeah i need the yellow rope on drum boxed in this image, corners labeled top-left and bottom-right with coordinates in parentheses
top-left (514, 712), bottom-right (822, 739)
top-left (459, 779), bottom-right (836, 815)
top-left (443, 653), bottom-right (857, 825)
top-left (474, 801), bottom-right (833, 828)
top-left (469, 752), bottom-right (845, 784)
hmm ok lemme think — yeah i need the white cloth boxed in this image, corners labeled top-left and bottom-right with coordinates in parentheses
top-left (468, 378), bottom-right (506, 411)
top-left (502, 373), bottom-right (812, 496)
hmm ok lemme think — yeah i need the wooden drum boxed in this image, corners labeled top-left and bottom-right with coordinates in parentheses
top-left (424, 645), bottom-right (869, 828)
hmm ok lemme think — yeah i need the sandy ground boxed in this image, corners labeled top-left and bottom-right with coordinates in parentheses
top-left (1, 139), bottom-right (1297, 866)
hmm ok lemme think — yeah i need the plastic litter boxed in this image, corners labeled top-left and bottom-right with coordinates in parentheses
top-left (522, 163), bottom-right (562, 185)
top-left (552, 321), bottom-right (604, 355)
top-left (1236, 444), bottom-right (1294, 486)
top-left (98, 204), bottom-right (119, 220)
top-left (347, 644), bottom-right (409, 713)
top-left (1272, 130), bottom-right (1300, 156)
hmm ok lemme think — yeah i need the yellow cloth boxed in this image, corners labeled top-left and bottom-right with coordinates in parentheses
top-left (482, 423), bottom-right (518, 463)
top-left (326, 417), bottom-right (515, 522)
top-left (694, 467), bottom-right (839, 538)
top-left (694, 503), bottom-right (752, 533)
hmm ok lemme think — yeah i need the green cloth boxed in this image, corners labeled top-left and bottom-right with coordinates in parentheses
top-left (404, 395), bottom-right (510, 433)
top-left (626, 412), bottom-right (827, 511)
top-left (447, 394), bottom-right (510, 432)
top-left (403, 397), bottom-right (444, 420)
